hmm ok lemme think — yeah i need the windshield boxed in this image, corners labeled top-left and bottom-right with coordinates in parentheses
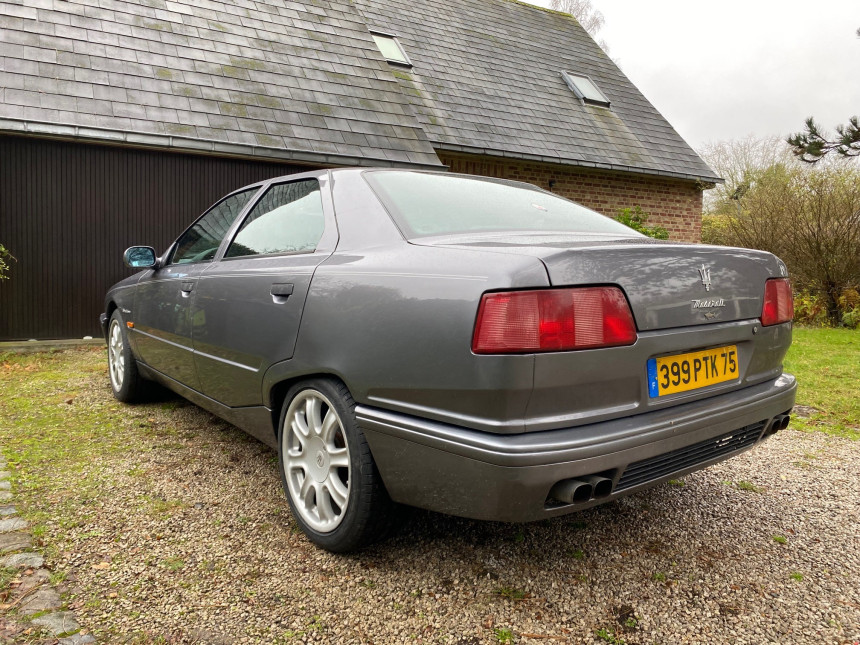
top-left (364, 171), bottom-right (640, 239)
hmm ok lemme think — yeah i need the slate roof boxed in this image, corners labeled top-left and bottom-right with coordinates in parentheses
top-left (0, 0), bottom-right (444, 168)
top-left (0, 0), bottom-right (717, 181)
top-left (354, 0), bottom-right (720, 182)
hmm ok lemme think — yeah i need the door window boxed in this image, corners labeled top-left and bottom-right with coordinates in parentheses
top-left (171, 188), bottom-right (258, 264)
top-left (225, 180), bottom-right (324, 258)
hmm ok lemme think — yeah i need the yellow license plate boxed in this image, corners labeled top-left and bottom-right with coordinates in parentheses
top-left (647, 345), bottom-right (738, 397)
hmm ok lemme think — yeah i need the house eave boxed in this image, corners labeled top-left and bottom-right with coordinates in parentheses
top-left (432, 142), bottom-right (723, 184)
top-left (0, 118), bottom-right (448, 172)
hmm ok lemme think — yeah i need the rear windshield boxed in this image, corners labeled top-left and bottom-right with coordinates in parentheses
top-left (363, 171), bottom-right (639, 238)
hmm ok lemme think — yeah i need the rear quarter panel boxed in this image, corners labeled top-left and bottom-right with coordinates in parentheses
top-left (263, 243), bottom-right (549, 433)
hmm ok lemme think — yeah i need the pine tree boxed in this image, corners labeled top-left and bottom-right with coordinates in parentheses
top-left (787, 28), bottom-right (860, 163)
top-left (787, 117), bottom-right (860, 163)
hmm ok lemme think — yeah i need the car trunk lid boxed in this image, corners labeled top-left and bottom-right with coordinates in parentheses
top-left (411, 235), bottom-right (786, 330)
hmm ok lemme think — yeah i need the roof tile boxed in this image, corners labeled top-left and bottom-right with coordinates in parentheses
top-left (354, 0), bottom-right (717, 180)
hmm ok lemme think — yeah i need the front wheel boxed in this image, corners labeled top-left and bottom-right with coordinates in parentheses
top-left (277, 379), bottom-right (395, 552)
top-left (107, 310), bottom-right (146, 403)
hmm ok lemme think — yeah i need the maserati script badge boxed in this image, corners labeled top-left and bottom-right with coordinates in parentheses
top-left (692, 298), bottom-right (725, 308)
top-left (698, 264), bottom-right (712, 291)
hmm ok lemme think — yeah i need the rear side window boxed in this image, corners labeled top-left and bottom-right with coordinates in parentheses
top-left (225, 180), bottom-right (324, 258)
top-left (364, 171), bottom-right (638, 238)
top-left (172, 188), bottom-right (258, 264)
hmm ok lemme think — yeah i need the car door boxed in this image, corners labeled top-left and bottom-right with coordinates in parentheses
top-left (192, 174), bottom-right (338, 406)
top-left (132, 187), bottom-right (260, 389)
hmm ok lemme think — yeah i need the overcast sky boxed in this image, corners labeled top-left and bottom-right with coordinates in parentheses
top-left (526, 0), bottom-right (860, 151)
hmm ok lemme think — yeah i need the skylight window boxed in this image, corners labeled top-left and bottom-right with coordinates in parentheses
top-left (561, 71), bottom-right (610, 108)
top-left (371, 32), bottom-right (412, 67)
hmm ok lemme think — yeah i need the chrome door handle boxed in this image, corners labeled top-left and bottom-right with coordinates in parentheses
top-left (180, 281), bottom-right (194, 297)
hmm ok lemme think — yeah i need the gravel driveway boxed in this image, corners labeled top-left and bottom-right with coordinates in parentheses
top-left (4, 350), bottom-right (860, 644)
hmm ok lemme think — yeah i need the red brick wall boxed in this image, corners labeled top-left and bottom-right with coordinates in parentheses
top-left (437, 152), bottom-right (704, 243)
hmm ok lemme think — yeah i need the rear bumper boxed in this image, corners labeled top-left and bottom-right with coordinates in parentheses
top-left (358, 373), bottom-right (796, 522)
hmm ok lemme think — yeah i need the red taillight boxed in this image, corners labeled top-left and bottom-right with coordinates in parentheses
top-left (761, 278), bottom-right (793, 326)
top-left (472, 287), bottom-right (637, 354)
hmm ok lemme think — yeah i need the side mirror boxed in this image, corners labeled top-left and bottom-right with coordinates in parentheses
top-left (123, 246), bottom-right (157, 269)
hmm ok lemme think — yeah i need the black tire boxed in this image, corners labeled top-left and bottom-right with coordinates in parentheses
top-left (277, 378), bottom-right (396, 552)
top-left (106, 309), bottom-right (147, 403)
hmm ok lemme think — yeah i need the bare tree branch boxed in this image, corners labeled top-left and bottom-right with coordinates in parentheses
top-left (699, 139), bottom-right (860, 325)
top-left (550, 0), bottom-right (609, 53)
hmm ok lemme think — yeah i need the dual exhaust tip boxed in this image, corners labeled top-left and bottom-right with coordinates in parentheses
top-left (550, 475), bottom-right (613, 505)
top-left (767, 413), bottom-right (791, 435)
top-left (550, 413), bottom-right (792, 506)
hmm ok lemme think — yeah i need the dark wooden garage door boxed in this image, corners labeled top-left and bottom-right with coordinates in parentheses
top-left (0, 135), bottom-right (313, 340)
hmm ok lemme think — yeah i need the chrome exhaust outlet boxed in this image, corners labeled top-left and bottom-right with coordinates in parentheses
top-left (585, 475), bottom-right (613, 499)
top-left (550, 479), bottom-right (593, 504)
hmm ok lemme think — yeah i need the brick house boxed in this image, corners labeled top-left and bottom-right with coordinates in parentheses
top-left (0, 0), bottom-right (718, 340)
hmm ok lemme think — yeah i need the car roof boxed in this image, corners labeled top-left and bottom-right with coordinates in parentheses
top-left (232, 167), bottom-right (552, 198)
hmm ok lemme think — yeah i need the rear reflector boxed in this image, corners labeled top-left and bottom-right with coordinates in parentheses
top-left (472, 287), bottom-right (637, 354)
top-left (761, 278), bottom-right (793, 326)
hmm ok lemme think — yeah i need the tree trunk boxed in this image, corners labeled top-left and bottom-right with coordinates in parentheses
top-left (824, 283), bottom-right (842, 326)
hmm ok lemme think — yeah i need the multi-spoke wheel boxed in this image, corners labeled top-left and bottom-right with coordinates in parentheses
top-left (108, 317), bottom-right (126, 392)
top-left (107, 309), bottom-right (146, 403)
top-left (283, 389), bottom-right (351, 532)
top-left (277, 379), bottom-right (396, 552)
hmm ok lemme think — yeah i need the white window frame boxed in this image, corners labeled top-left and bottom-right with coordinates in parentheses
top-left (370, 31), bottom-right (413, 67)
top-left (561, 71), bottom-right (611, 108)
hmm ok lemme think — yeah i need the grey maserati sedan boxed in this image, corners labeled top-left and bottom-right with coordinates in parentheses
top-left (101, 169), bottom-right (796, 552)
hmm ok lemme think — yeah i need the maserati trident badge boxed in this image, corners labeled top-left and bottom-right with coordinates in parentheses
top-left (698, 264), bottom-right (712, 291)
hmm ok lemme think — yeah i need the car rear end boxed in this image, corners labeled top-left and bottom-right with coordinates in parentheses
top-left (349, 171), bottom-right (797, 521)
top-left (495, 242), bottom-right (794, 511)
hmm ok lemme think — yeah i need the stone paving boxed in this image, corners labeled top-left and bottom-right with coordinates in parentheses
top-left (0, 453), bottom-right (94, 643)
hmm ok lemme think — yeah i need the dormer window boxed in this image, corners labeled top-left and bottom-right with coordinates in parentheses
top-left (561, 71), bottom-right (610, 108)
top-left (371, 31), bottom-right (412, 67)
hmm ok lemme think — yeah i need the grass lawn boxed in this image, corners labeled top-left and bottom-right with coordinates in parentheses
top-left (783, 327), bottom-right (860, 440)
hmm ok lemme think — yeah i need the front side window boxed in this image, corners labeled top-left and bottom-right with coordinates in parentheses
top-left (364, 171), bottom-right (638, 238)
top-left (225, 180), bottom-right (324, 258)
top-left (171, 188), bottom-right (258, 264)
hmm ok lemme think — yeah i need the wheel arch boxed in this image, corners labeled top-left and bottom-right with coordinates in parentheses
top-left (104, 300), bottom-right (119, 341)
top-left (267, 371), bottom-right (353, 443)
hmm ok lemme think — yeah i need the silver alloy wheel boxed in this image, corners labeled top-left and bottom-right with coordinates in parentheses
top-left (108, 319), bottom-right (125, 392)
top-left (283, 389), bottom-right (351, 533)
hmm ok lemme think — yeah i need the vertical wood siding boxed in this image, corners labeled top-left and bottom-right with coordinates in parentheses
top-left (0, 135), bottom-right (312, 340)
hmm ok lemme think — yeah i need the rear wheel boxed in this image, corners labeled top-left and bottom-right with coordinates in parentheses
top-left (107, 310), bottom-right (146, 403)
top-left (278, 379), bottom-right (395, 552)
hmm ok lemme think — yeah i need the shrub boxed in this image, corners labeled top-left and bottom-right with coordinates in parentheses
top-left (839, 289), bottom-right (860, 329)
top-left (793, 291), bottom-right (830, 327)
top-left (0, 244), bottom-right (14, 280)
top-left (701, 214), bottom-right (734, 246)
top-left (615, 206), bottom-right (669, 240)
top-left (698, 158), bottom-right (860, 326)
top-left (793, 289), bottom-right (860, 328)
